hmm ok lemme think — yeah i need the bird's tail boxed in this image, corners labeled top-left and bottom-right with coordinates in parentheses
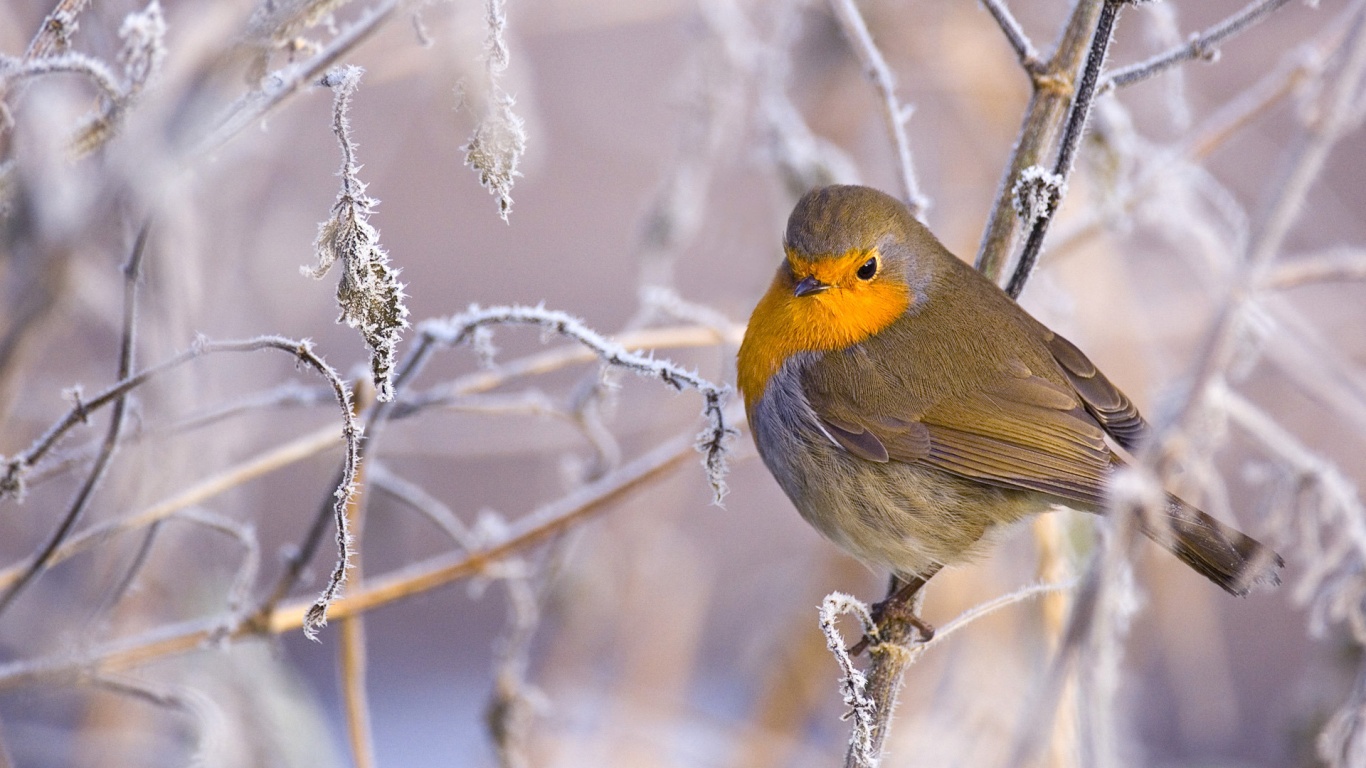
top-left (1138, 497), bottom-right (1284, 596)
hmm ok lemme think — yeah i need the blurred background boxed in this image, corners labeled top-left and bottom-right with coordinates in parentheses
top-left (1, 0), bottom-right (1363, 766)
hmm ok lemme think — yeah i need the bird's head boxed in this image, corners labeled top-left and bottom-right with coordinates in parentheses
top-left (738, 185), bottom-right (938, 409)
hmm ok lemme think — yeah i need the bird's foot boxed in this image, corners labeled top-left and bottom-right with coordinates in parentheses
top-left (848, 597), bottom-right (935, 656)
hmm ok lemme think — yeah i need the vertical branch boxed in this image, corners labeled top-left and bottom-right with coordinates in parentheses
top-left (339, 457), bottom-right (376, 768)
top-left (1007, 492), bottom-right (1143, 768)
top-left (976, 0), bottom-right (1105, 282)
top-left (827, 0), bottom-right (928, 219)
top-left (816, 594), bottom-right (879, 768)
top-left (1033, 516), bottom-right (1079, 768)
top-left (308, 66), bottom-right (410, 404)
top-left (1004, 0), bottom-right (1125, 299)
top-left (0, 221), bottom-right (150, 617)
top-left (486, 558), bottom-right (548, 768)
top-left (851, 615), bottom-right (924, 766)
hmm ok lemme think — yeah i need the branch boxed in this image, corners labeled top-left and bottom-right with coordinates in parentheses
top-left (1104, 0), bottom-right (1293, 90)
top-left (1005, 0), bottom-right (1126, 299)
top-left (0, 427), bottom-right (341, 593)
top-left (827, 0), bottom-right (928, 219)
top-left (976, 0), bottom-right (1106, 281)
top-left (1265, 249), bottom-right (1366, 289)
top-left (0, 52), bottom-right (123, 103)
top-left (0, 335), bottom-right (360, 633)
top-left (411, 305), bottom-right (736, 503)
top-left (307, 65), bottom-right (409, 403)
top-left (390, 323), bottom-right (740, 420)
top-left (463, 0), bottom-right (526, 220)
top-left (0, 432), bottom-right (698, 692)
top-left (24, 0), bottom-right (93, 60)
top-left (1006, 493), bottom-right (1144, 768)
top-left (1168, 5), bottom-right (1366, 436)
top-left (195, 0), bottom-right (402, 156)
top-left (981, 0), bottom-right (1041, 72)
top-left (817, 594), bottom-right (879, 768)
top-left (828, 578), bottom-right (1076, 767)
top-left (0, 223), bottom-right (149, 617)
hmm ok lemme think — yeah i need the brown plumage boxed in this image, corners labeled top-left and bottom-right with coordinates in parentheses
top-left (738, 185), bottom-right (1283, 597)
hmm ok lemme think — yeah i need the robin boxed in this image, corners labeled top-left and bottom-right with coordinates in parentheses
top-left (737, 184), bottom-right (1282, 636)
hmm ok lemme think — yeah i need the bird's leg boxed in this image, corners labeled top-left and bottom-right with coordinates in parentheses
top-left (850, 567), bottom-right (941, 656)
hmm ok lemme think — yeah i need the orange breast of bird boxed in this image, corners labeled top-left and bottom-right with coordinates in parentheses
top-left (737, 249), bottom-right (909, 412)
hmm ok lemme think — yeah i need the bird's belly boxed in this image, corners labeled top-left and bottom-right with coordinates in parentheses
top-left (755, 409), bottom-right (1041, 578)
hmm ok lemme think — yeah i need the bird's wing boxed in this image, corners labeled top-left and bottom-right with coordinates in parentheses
top-left (1044, 331), bottom-right (1147, 451)
top-left (807, 362), bottom-right (1114, 508)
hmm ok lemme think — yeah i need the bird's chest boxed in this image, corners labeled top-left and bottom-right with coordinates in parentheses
top-left (747, 353), bottom-right (1033, 575)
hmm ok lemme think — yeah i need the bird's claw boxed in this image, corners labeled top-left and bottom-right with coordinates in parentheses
top-left (847, 600), bottom-right (935, 656)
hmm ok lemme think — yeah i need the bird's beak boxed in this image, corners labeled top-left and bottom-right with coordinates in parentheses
top-left (793, 276), bottom-right (829, 297)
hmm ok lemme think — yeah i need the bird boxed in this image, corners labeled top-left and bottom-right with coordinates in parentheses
top-left (737, 184), bottom-right (1283, 636)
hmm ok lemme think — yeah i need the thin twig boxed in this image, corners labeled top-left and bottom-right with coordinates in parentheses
top-left (0, 335), bottom-right (359, 631)
top-left (195, 0), bottom-right (402, 157)
top-left (0, 52), bottom-right (124, 104)
top-left (24, 0), bottom-right (93, 60)
top-left (0, 428), bottom-right (340, 592)
top-left (0, 432), bottom-right (698, 692)
top-left (827, 0), bottom-right (928, 219)
top-left (1265, 249), bottom-right (1366, 289)
top-left (371, 463), bottom-right (477, 550)
top-left (976, 0), bottom-right (1106, 281)
top-left (339, 577), bottom-right (376, 768)
top-left (817, 594), bottom-right (878, 768)
top-left (1257, 298), bottom-right (1366, 448)
top-left (97, 515), bottom-right (161, 615)
top-left (0, 222), bottom-right (149, 617)
top-left (91, 674), bottom-right (223, 764)
top-left (390, 324), bottom-right (740, 420)
top-left (1105, 0), bottom-right (1294, 90)
top-left (1005, 0), bottom-right (1125, 299)
top-left (411, 305), bottom-right (735, 503)
top-left (981, 0), bottom-right (1041, 72)
top-left (1169, 4), bottom-right (1366, 436)
top-left (337, 388), bottom-right (377, 765)
top-left (486, 556), bottom-right (547, 768)
top-left (918, 579), bottom-right (1077, 653)
top-left (1006, 503), bottom-right (1143, 768)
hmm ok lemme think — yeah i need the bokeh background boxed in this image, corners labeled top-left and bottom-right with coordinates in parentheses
top-left (1, 0), bottom-right (1364, 766)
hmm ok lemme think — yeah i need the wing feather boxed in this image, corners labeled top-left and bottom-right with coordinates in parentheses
top-left (807, 359), bottom-right (1114, 509)
top-left (1045, 332), bottom-right (1147, 450)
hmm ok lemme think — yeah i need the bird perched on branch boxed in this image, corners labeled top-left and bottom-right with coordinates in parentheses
top-left (738, 184), bottom-right (1282, 638)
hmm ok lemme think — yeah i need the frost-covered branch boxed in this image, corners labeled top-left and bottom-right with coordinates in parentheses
top-left (0, 431), bottom-right (701, 692)
top-left (197, 0), bottom-right (401, 156)
top-left (0, 334), bottom-right (360, 638)
top-left (975, 0), bottom-right (1106, 281)
top-left (827, 0), bottom-right (928, 219)
top-left (306, 65), bottom-right (409, 404)
top-left (462, 0), bottom-right (526, 221)
top-left (412, 305), bottom-right (736, 502)
top-left (0, 224), bottom-right (148, 617)
top-left (818, 594), bottom-right (879, 768)
top-left (1005, 0), bottom-right (1126, 299)
top-left (1105, 0), bottom-right (1293, 90)
top-left (981, 0), bottom-right (1041, 72)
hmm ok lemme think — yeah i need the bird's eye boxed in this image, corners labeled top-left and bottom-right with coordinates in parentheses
top-left (856, 257), bottom-right (878, 281)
